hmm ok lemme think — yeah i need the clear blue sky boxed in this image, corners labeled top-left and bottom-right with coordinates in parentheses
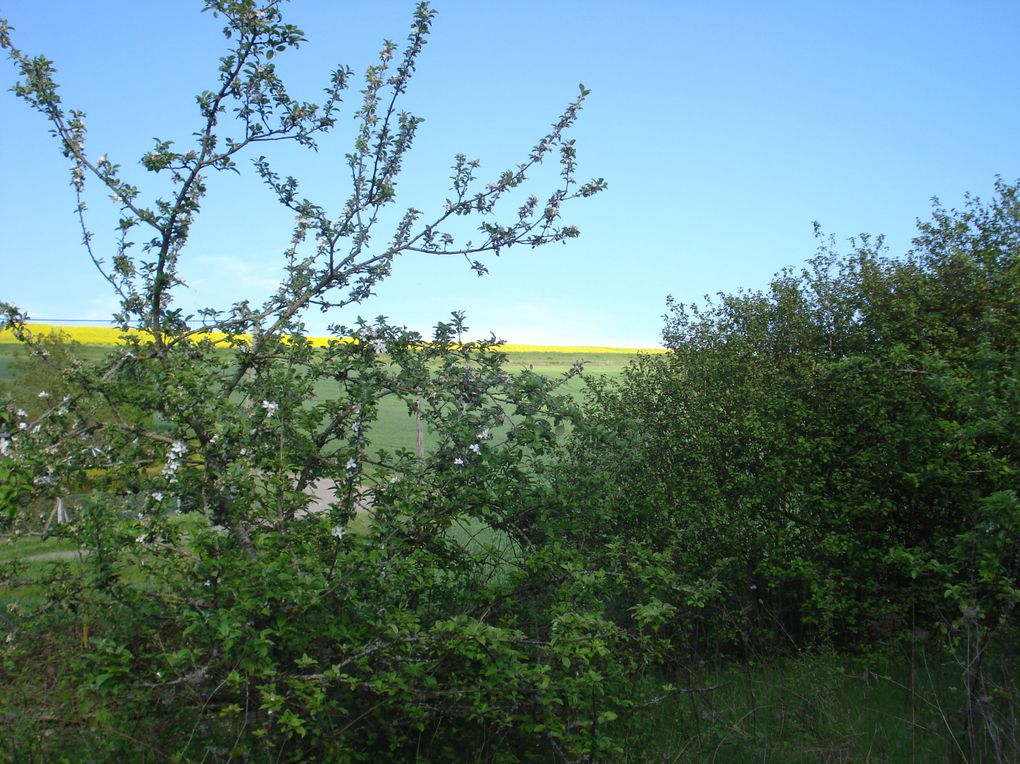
top-left (2, 1), bottom-right (1018, 347)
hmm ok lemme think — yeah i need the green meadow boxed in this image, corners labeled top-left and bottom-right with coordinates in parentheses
top-left (0, 341), bottom-right (638, 455)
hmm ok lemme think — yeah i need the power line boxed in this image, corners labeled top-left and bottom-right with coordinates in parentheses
top-left (24, 318), bottom-right (210, 326)
top-left (24, 318), bottom-right (116, 324)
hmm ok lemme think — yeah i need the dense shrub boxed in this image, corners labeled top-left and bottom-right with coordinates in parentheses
top-left (564, 179), bottom-right (1020, 660)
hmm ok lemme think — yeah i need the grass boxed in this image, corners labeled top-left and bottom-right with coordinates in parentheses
top-left (0, 506), bottom-right (215, 611)
top-left (0, 338), bottom-right (637, 457)
top-left (0, 533), bottom-right (79, 563)
top-left (0, 526), bottom-right (84, 612)
top-left (618, 651), bottom-right (972, 762)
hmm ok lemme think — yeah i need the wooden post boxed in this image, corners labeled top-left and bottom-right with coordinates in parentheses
top-left (415, 396), bottom-right (425, 463)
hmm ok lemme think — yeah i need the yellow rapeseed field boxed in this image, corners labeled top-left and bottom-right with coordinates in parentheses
top-left (0, 324), bottom-right (140, 346)
top-left (0, 324), bottom-right (664, 354)
top-left (498, 343), bottom-right (665, 354)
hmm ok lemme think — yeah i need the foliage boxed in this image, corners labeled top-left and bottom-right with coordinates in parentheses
top-left (0, 3), bottom-right (723, 761)
top-left (563, 180), bottom-right (1020, 757)
top-left (4, 0), bottom-right (1018, 758)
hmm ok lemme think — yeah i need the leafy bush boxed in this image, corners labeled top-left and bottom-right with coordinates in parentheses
top-left (565, 180), bottom-right (1020, 668)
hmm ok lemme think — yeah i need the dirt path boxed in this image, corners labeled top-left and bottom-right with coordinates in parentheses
top-left (302, 478), bottom-right (374, 516)
top-left (21, 549), bottom-right (90, 562)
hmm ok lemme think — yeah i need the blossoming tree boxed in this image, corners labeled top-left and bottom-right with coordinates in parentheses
top-left (0, 3), bottom-right (669, 761)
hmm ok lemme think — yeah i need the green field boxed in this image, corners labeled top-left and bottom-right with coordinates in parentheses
top-left (0, 342), bottom-right (637, 455)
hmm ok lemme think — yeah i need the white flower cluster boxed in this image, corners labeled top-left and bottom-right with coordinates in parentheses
top-left (453, 428), bottom-right (492, 467)
top-left (162, 440), bottom-right (187, 482)
top-left (2, 409), bottom-right (29, 454)
top-left (261, 399), bottom-right (279, 417)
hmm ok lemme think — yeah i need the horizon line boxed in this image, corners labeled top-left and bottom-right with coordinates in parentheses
top-left (2, 323), bottom-right (666, 354)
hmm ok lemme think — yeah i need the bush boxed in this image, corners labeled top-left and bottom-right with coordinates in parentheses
top-left (565, 180), bottom-right (1020, 665)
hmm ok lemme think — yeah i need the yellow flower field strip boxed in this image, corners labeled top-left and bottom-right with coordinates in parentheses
top-left (0, 324), bottom-right (228, 346)
top-left (498, 344), bottom-right (666, 354)
top-left (0, 324), bottom-right (665, 354)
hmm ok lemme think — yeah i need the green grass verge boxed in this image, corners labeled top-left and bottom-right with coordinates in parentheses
top-left (619, 651), bottom-right (970, 762)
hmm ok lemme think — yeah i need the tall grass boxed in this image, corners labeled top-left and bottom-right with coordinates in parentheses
top-left (617, 651), bottom-right (976, 762)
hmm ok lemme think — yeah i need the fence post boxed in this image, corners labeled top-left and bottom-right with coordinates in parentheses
top-left (415, 396), bottom-right (425, 464)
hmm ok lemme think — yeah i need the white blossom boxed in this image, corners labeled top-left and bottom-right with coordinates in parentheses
top-left (469, 443), bottom-right (481, 455)
top-left (331, 525), bottom-right (344, 540)
top-left (37, 391), bottom-right (50, 399)
top-left (162, 440), bottom-right (187, 481)
top-left (261, 400), bottom-right (279, 417)
top-left (477, 428), bottom-right (491, 441)
top-left (15, 409), bottom-right (26, 418)
top-left (152, 492), bottom-right (164, 503)
top-left (345, 457), bottom-right (358, 471)
top-left (453, 457), bottom-right (464, 466)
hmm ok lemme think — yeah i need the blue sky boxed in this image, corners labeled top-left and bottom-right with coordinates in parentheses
top-left (2, 1), bottom-right (1018, 347)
